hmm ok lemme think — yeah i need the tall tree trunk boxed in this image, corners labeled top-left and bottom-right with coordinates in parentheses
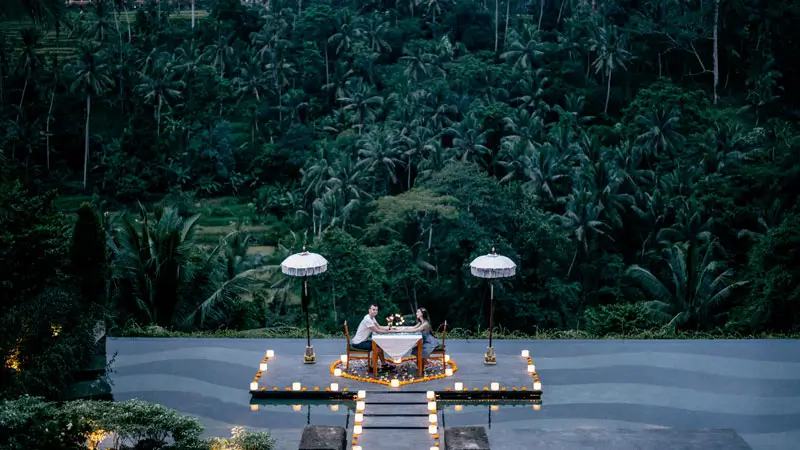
top-left (604, 70), bottom-right (611, 113)
top-left (46, 76), bottom-right (56, 172)
top-left (504, 0), bottom-right (511, 49)
top-left (712, 0), bottom-right (719, 104)
top-left (538, 0), bottom-right (545, 30)
top-left (557, 0), bottom-right (566, 24)
top-left (16, 78), bottom-right (28, 123)
top-left (191, 0), bottom-right (195, 28)
top-left (494, 0), bottom-right (499, 52)
top-left (324, 43), bottom-right (330, 88)
top-left (123, 4), bottom-right (132, 42)
top-left (83, 94), bottom-right (92, 190)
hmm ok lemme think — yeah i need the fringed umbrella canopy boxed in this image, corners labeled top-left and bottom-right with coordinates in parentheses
top-left (470, 248), bottom-right (516, 279)
top-left (281, 247), bottom-right (328, 277)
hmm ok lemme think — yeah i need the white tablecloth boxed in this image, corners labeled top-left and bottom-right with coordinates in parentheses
top-left (373, 333), bottom-right (422, 361)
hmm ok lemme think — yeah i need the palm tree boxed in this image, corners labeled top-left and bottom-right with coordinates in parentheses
top-left (70, 44), bottom-right (113, 190)
top-left (109, 205), bottom-right (260, 329)
top-left (589, 26), bottom-right (631, 114)
top-left (635, 107), bottom-right (685, 159)
top-left (627, 241), bottom-right (749, 330)
top-left (135, 55), bottom-right (184, 136)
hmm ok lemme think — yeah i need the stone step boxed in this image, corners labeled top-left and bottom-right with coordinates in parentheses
top-left (361, 415), bottom-right (430, 428)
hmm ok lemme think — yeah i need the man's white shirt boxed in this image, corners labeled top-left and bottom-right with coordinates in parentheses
top-left (352, 314), bottom-right (377, 344)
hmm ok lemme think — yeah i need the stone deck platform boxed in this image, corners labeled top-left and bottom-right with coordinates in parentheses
top-left (107, 338), bottom-right (800, 450)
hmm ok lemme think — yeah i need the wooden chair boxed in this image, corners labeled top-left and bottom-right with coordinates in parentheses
top-left (427, 320), bottom-right (447, 368)
top-left (344, 320), bottom-right (371, 372)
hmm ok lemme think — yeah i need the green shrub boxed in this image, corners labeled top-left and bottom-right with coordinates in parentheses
top-left (584, 302), bottom-right (663, 336)
top-left (0, 397), bottom-right (273, 450)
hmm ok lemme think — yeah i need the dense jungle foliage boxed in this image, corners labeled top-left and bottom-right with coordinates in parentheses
top-left (3, 0), bottom-right (800, 404)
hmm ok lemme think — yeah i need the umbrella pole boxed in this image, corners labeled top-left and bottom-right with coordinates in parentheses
top-left (303, 277), bottom-right (316, 364)
top-left (484, 281), bottom-right (497, 365)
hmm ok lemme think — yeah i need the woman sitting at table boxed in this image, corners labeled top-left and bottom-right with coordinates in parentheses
top-left (403, 308), bottom-right (439, 360)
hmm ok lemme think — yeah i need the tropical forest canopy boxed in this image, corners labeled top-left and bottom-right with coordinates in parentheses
top-left (2, 0), bottom-right (800, 359)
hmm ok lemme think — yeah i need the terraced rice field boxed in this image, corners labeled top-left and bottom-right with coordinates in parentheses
top-left (0, 9), bottom-right (209, 59)
top-left (0, 21), bottom-right (81, 58)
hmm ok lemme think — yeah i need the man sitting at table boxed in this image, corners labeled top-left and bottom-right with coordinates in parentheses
top-left (352, 304), bottom-right (393, 369)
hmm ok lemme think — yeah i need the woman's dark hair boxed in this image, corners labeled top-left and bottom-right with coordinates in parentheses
top-left (418, 308), bottom-right (431, 324)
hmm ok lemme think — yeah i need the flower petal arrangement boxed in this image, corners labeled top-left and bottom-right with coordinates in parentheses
top-left (330, 357), bottom-right (457, 386)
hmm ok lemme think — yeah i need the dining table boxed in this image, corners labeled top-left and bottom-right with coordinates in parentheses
top-left (371, 327), bottom-right (423, 377)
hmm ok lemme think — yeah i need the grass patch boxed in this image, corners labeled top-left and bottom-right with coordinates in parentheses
top-left (113, 325), bottom-right (800, 340)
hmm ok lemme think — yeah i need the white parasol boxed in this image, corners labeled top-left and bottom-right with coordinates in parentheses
top-left (470, 248), bottom-right (516, 364)
top-left (281, 246), bottom-right (328, 364)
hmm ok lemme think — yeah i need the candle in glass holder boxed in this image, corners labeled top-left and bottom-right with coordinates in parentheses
top-left (426, 391), bottom-right (435, 400)
top-left (250, 404), bottom-right (258, 411)
top-left (490, 382), bottom-right (499, 391)
top-left (355, 412), bottom-right (364, 423)
top-left (353, 425), bottom-right (362, 435)
top-left (521, 349), bottom-right (529, 358)
top-left (445, 354), bottom-right (450, 362)
top-left (250, 382), bottom-right (258, 391)
top-left (259, 362), bottom-right (268, 372)
top-left (445, 368), bottom-right (453, 376)
top-left (340, 355), bottom-right (347, 363)
top-left (394, 357), bottom-right (403, 364)
top-left (266, 350), bottom-right (274, 358)
top-left (330, 383), bottom-right (339, 391)
top-left (533, 404), bottom-right (541, 410)
top-left (454, 382), bottom-right (463, 390)
top-left (534, 381), bottom-right (542, 391)
top-left (427, 401), bottom-right (436, 412)
top-left (429, 413), bottom-right (438, 424)
top-left (356, 401), bottom-right (365, 411)
top-left (292, 382), bottom-right (301, 391)
top-left (390, 379), bottom-right (400, 387)
top-left (527, 364), bottom-right (536, 373)
top-left (357, 390), bottom-right (366, 399)
top-left (428, 425), bottom-right (437, 434)
top-left (334, 368), bottom-right (342, 376)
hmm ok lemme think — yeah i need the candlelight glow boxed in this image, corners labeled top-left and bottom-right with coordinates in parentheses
top-left (527, 364), bottom-right (535, 373)
top-left (429, 413), bottom-right (438, 423)
top-left (534, 381), bottom-right (542, 391)
top-left (249, 382), bottom-right (258, 391)
top-left (334, 368), bottom-right (342, 376)
top-left (427, 401), bottom-right (436, 412)
top-left (292, 405), bottom-right (302, 411)
top-left (354, 425), bottom-right (362, 435)
top-left (355, 412), bottom-right (364, 423)
top-left (340, 355), bottom-right (347, 363)
top-left (266, 350), bottom-right (274, 358)
top-left (534, 404), bottom-right (541, 410)
top-left (330, 405), bottom-right (339, 411)
top-left (260, 363), bottom-right (268, 371)
top-left (428, 425), bottom-right (437, 434)
top-left (394, 357), bottom-right (403, 364)
top-left (490, 382), bottom-right (499, 391)
top-left (292, 382), bottom-right (301, 391)
top-left (391, 379), bottom-right (400, 387)
top-left (426, 391), bottom-right (435, 400)
top-left (521, 349), bottom-right (529, 358)
top-left (250, 405), bottom-right (258, 411)
top-left (445, 368), bottom-right (453, 376)
top-left (356, 401), bottom-right (365, 411)
top-left (491, 405), bottom-right (499, 412)
top-left (445, 354), bottom-right (450, 362)
top-left (454, 382), bottom-right (463, 390)
top-left (454, 405), bottom-right (463, 412)
top-left (357, 390), bottom-right (366, 399)
top-left (330, 383), bottom-right (339, 391)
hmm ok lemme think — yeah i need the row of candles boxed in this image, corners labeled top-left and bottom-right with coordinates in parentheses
top-left (249, 349), bottom-right (541, 391)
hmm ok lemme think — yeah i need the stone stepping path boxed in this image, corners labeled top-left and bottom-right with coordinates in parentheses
top-left (353, 391), bottom-right (442, 449)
